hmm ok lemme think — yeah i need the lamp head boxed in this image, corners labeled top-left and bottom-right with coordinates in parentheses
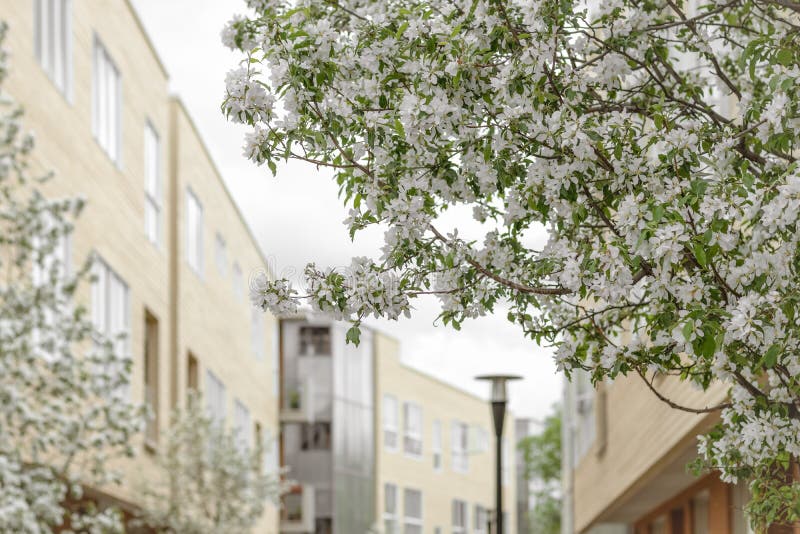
top-left (475, 374), bottom-right (522, 403)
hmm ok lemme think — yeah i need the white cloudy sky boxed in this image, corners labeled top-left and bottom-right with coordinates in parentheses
top-left (129, 0), bottom-right (561, 419)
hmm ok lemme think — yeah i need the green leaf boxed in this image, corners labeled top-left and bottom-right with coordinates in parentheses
top-left (682, 321), bottom-right (693, 341)
top-left (345, 326), bottom-right (361, 345)
top-left (693, 242), bottom-right (708, 268)
top-left (700, 333), bottom-right (716, 358)
top-left (762, 344), bottom-right (780, 369)
top-left (776, 48), bottom-right (794, 67)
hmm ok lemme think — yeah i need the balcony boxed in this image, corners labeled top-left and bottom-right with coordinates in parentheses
top-left (280, 377), bottom-right (315, 423)
top-left (280, 484), bottom-right (316, 533)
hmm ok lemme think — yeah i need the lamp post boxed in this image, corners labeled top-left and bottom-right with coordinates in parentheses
top-left (476, 374), bottom-right (521, 534)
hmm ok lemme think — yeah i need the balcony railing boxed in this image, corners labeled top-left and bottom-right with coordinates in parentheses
top-left (280, 483), bottom-right (315, 533)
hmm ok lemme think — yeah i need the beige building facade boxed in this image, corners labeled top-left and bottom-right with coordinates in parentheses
top-left (563, 371), bottom-right (751, 534)
top-left (0, 1), bottom-right (279, 530)
top-left (279, 317), bottom-right (516, 534)
top-left (375, 333), bottom-right (516, 534)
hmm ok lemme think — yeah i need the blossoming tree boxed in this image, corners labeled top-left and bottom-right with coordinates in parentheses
top-left (223, 0), bottom-right (800, 523)
top-left (137, 393), bottom-right (283, 534)
top-left (0, 23), bottom-right (142, 532)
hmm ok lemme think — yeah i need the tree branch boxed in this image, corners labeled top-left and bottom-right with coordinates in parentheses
top-left (637, 369), bottom-right (731, 414)
top-left (428, 224), bottom-right (571, 296)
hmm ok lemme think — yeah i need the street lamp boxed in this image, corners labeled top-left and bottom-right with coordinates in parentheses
top-left (476, 374), bottom-right (521, 534)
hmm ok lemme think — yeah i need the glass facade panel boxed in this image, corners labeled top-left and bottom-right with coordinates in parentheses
top-left (332, 325), bottom-right (375, 534)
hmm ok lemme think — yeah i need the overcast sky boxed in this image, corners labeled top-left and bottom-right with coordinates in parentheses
top-left (129, 0), bottom-right (561, 419)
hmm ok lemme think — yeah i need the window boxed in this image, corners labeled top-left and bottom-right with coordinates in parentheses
top-left (92, 36), bottom-right (121, 162)
top-left (403, 402), bottom-right (423, 457)
top-left (264, 431), bottom-right (279, 476)
top-left (271, 320), bottom-right (280, 397)
top-left (234, 399), bottom-right (251, 452)
top-left (144, 122), bottom-right (161, 246)
top-left (432, 420), bottom-right (442, 471)
top-left (215, 233), bottom-right (227, 276)
top-left (300, 422), bottom-right (332, 450)
top-left (474, 505), bottom-right (488, 534)
top-left (473, 426), bottom-right (489, 454)
top-left (255, 423), bottom-right (279, 476)
top-left (205, 370), bottom-right (226, 426)
top-left (692, 490), bottom-right (710, 534)
top-left (91, 256), bottom-right (130, 398)
top-left (232, 262), bottom-right (244, 300)
top-left (574, 369), bottom-right (595, 461)
top-left (299, 326), bottom-right (331, 356)
top-left (383, 483), bottom-right (398, 534)
top-left (186, 189), bottom-right (203, 275)
top-left (254, 423), bottom-right (264, 470)
top-left (503, 439), bottom-right (511, 486)
top-left (452, 421), bottom-right (469, 473)
top-left (187, 352), bottom-right (199, 398)
top-left (144, 312), bottom-right (159, 448)
top-left (383, 395), bottom-right (398, 451)
top-left (34, 0), bottom-right (72, 98)
top-left (251, 307), bottom-right (266, 361)
top-left (31, 234), bottom-right (71, 284)
top-left (452, 500), bottom-right (467, 534)
top-left (403, 488), bottom-right (423, 534)
top-left (31, 233), bottom-right (71, 362)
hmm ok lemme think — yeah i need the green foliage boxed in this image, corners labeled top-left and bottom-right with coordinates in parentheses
top-left (518, 406), bottom-right (562, 534)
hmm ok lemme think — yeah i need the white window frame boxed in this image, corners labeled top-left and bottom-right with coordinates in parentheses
top-left (403, 402), bottom-right (423, 458)
top-left (186, 188), bottom-right (204, 275)
top-left (91, 35), bottom-right (121, 164)
top-left (472, 426), bottom-right (490, 454)
top-left (383, 394), bottom-right (399, 452)
top-left (205, 370), bottom-right (226, 426)
top-left (452, 499), bottom-right (468, 534)
top-left (232, 262), bottom-right (243, 300)
top-left (452, 421), bottom-right (469, 473)
top-left (215, 233), bottom-right (227, 276)
top-left (383, 483), bottom-right (398, 534)
top-left (90, 255), bottom-right (131, 398)
top-left (474, 504), bottom-right (488, 534)
top-left (144, 121), bottom-right (161, 247)
top-left (264, 432), bottom-right (279, 475)
top-left (34, 0), bottom-right (72, 100)
top-left (432, 419), bottom-right (443, 472)
top-left (271, 320), bottom-right (279, 397)
top-left (503, 439), bottom-right (511, 487)
top-left (574, 369), bottom-right (596, 462)
top-left (403, 488), bottom-right (423, 534)
top-left (233, 399), bottom-right (251, 452)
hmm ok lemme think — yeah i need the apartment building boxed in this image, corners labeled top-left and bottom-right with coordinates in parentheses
top-left (562, 371), bottom-right (753, 534)
top-left (0, 1), bottom-right (280, 530)
top-left (278, 317), bottom-right (517, 534)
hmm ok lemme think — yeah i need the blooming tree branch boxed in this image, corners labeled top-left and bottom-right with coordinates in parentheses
top-left (223, 0), bottom-right (800, 523)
